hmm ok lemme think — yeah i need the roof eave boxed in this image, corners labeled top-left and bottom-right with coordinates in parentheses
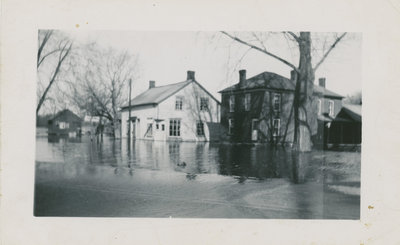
top-left (120, 103), bottom-right (158, 111)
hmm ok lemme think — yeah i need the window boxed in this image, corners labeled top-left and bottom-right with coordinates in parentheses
top-left (251, 119), bottom-right (258, 131)
top-left (229, 95), bottom-right (235, 112)
top-left (200, 97), bottom-right (209, 111)
top-left (273, 118), bottom-right (280, 137)
top-left (328, 100), bottom-right (334, 116)
top-left (318, 99), bottom-right (322, 115)
top-left (244, 93), bottom-right (251, 111)
top-left (146, 123), bottom-right (153, 137)
top-left (59, 122), bottom-right (69, 129)
top-left (156, 123), bottom-right (159, 130)
top-left (175, 96), bottom-right (183, 110)
top-left (273, 93), bottom-right (281, 113)
top-left (228, 118), bottom-right (234, 135)
top-left (169, 119), bottom-right (181, 136)
top-left (162, 124), bottom-right (165, 131)
top-left (196, 121), bottom-right (205, 136)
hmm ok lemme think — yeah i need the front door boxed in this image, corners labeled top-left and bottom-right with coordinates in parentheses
top-left (251, 119), bottom-right (258, 141)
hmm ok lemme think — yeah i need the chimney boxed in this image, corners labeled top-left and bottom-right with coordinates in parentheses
top-left (149, 80), bottom-right (155, 89)
top-left (187, 70), bottom-right (195, 80)
top-left (319, 78), bottom-right (326, 88)
top-left (290, 70), bottom-right (297, 81)
top-left (239, 69), bottom-right (246, 84)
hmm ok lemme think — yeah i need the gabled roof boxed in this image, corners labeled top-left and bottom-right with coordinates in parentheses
top-left (83, 115), bottom-right (100, 123)
top-left (122, 79), bottom-right (220, 110)
top-left (122, 81), bottom-right (190, 109)
top-left (51, 109), bottom-right (82, 122)
top-left (219, 72), bottom-right (295, 93)
top-left (313, 85), bottom-right (344, 99)
top-left (340, 104), bottom-right (362, 122)
top-left (219, 71), bottom-right (344, 98)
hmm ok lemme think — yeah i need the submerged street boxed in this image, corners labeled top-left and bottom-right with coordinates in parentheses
top-left (34, 135), bottom-right (360, 219)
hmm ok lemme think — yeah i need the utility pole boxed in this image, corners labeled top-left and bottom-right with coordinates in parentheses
top-left (128, 78), bottom-right (132, 143)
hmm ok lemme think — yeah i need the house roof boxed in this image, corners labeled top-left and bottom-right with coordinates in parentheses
top-left (51, 109), bottom-right (82, 122)
top-left (313, 85), bottom-right (344, 98)
top-left (219, 72), bottom-right (295, 93)
top-left (219, 71), bottom-right (344, 98)
top-left (318, 114), bottom-right (334, 122)
top-left (122, 79), bottom-right (220, 110)
top-left (84, 115), bottom-right (100, 123)
top-left (341, 104), bottom-right (362, 122)
top-left (122, 81), bottom-right (190, 109)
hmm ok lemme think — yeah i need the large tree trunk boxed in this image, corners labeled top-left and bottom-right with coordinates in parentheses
top-left (293, 32), bottom-right (316, 152)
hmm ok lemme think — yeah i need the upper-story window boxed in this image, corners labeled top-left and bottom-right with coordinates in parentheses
top-left (328, 100), bottom-right (334, 116)
top-left (244, 93), bottom-right (251, 111)
top-left (175, 96), bottom-right (183, 110)
top-left (200, 97), bottom-right (209, 111)
top-left (273, 93), bottom-right (281, 113)
top-left (318, 99), bottom-right (322, 115)
top-left (229, 95), bottom-right (235, 112)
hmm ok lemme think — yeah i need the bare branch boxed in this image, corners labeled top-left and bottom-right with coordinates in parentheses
top-left (37, 30), bottom-right (53, 67)
top-left (36, 41), bottom-right (73, 115)
top-left (251, 32), bottom-right (268, 51)
top-left (313, 32), bottom-right (347, 71)
top-left (37, 48), bottom-right (62, 68)
top-left (286, 31), bottom-right (300, 43)
top-left (221, 31), bottom-right (298, 72)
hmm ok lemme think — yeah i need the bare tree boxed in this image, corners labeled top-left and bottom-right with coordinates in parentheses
top-left (69, 44), bottom-right (139, 137)
top-left (344, 91), bottom-right (362, 105)
top-left (36, 30), bottom-right (73, 116)
top-left (221, 32), bottom-right (347, 151)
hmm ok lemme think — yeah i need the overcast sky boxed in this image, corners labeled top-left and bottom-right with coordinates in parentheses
top-left (67, 31), bottom-right (362, 100)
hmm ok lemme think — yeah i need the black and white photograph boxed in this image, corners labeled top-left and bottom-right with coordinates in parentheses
top-left (2, 0), bottom-right (400, 244)
top-left (34, 31), bottom-right (362, 219)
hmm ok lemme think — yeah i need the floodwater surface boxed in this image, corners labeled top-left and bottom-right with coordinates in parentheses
top-left (34, 135), bottom-right (360, 219)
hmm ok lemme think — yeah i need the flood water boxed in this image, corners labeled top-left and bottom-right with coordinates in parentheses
top-left (35, 135), bottom-right (361, 219)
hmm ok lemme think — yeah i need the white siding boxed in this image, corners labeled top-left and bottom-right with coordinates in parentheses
top-left (121, 105), bottom-right (157, 139)
top-left (121, 81), bottom-right (220, 142)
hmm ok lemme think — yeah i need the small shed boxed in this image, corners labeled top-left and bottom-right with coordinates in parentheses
top-left (328, 104), bottom-right (362, 145)
top-left (48, 109), bottom-right (82, 137)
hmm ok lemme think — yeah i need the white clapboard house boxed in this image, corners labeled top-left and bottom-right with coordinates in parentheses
top-left (120, 71), bottom-right (220, 141)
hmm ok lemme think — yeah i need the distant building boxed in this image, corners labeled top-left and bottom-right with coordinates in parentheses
top-left (82, 115), bottom-right (100, 135)
top-left (120, 71), bottom-right (221, 142)
top-left (328, 104), bottom-right (362, 147)
top-left (48, 109), bottom-right (82, 137)
top-left (218, 69), bottom-right (344, 145)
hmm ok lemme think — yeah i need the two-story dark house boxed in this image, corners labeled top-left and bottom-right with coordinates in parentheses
top-left (219, 70), bottom-right (344, 145)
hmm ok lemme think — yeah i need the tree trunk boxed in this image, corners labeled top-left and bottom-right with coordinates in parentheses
top-left (293, 32), bottom-right (316, 152)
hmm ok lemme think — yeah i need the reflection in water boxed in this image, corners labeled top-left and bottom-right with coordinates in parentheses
top-left (35, 135), bottom-right (360, 219)
top-left (36, 136), bottom-right (357, 185)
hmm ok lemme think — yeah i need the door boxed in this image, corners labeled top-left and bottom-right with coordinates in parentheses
top-left (251, 119), bottom-right (258, 141)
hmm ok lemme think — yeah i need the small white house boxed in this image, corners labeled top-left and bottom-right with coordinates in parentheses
top-left (81, 115), bottom-right (100, 135)
top-left (120, 71), bottom-right (220, 142)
